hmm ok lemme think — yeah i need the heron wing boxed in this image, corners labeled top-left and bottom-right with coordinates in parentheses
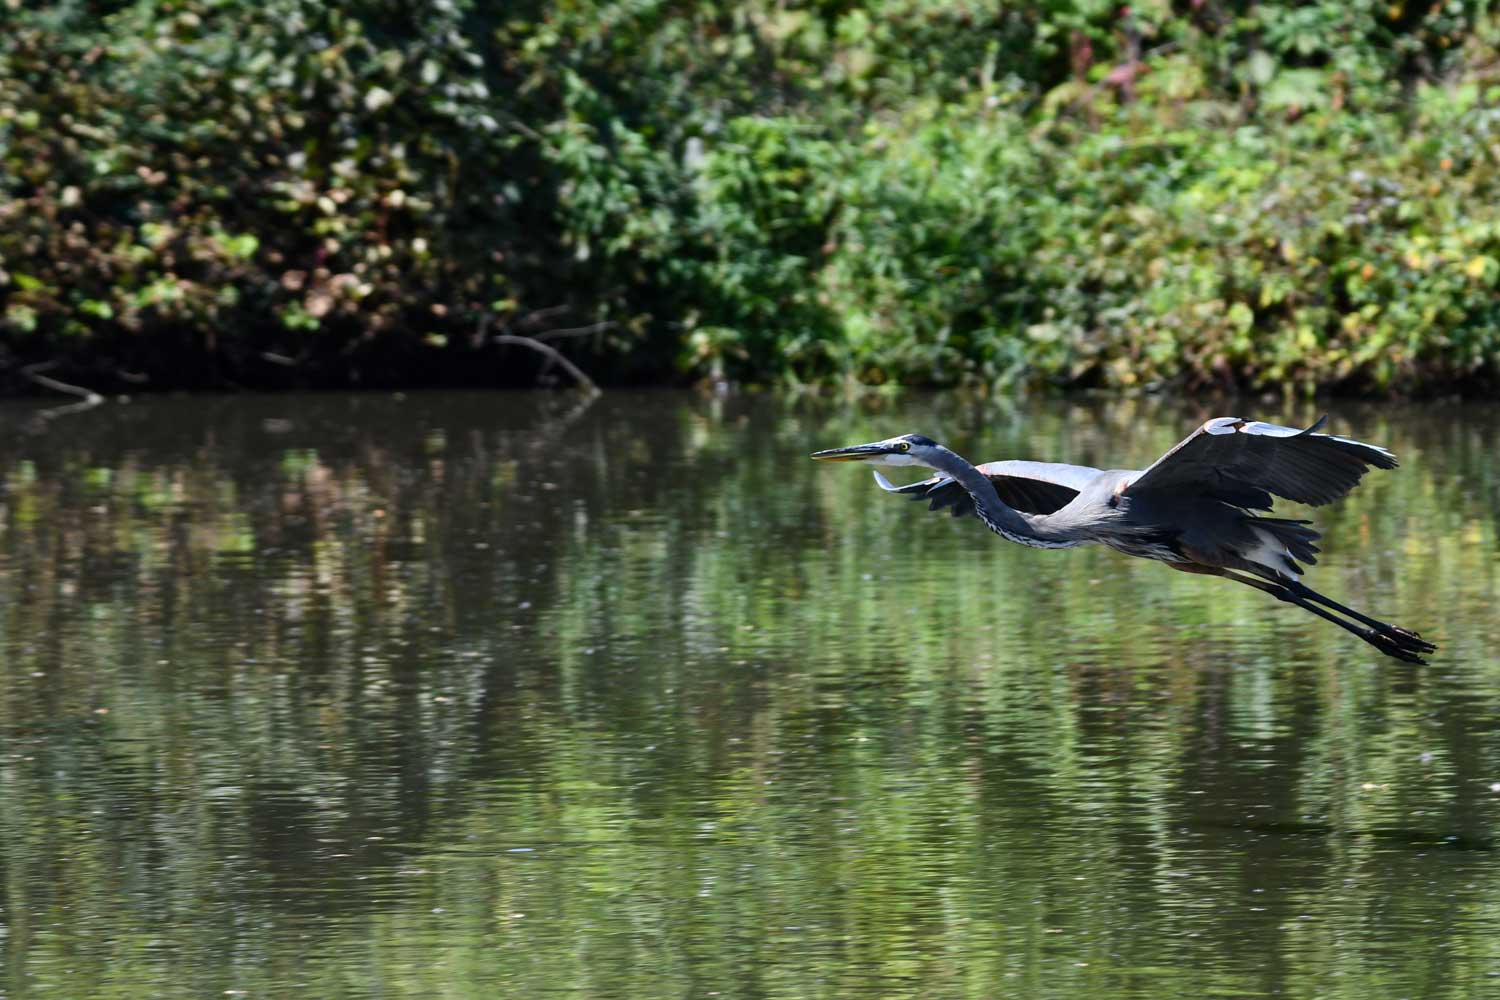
top-left (874, 460), bottom-right (1095, 518)
top-left (1123, 416), bottom-right (1397, 508)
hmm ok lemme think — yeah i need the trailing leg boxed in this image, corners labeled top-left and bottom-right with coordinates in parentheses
top-left (1218, 570), bottom-right (1434, 664)
top-left (1282, 579), bottom-right (1435, 653)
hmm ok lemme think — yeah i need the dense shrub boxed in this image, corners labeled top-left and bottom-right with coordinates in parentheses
top-left (2, 0), bottom-right (1499, 393)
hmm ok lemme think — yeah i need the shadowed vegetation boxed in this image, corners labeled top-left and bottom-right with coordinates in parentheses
top-left (3, 1), bottom-right (1500, 394)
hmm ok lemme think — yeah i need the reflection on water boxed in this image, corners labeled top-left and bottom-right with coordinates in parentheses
top-left (1, 390), bottom-right (1498, 998)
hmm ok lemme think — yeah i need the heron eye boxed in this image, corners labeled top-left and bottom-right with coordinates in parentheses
top-left (899, 441), bottom-right (910, 452)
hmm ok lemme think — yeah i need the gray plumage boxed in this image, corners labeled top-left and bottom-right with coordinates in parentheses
top-left (812, 417), bottom-right (1435, 663)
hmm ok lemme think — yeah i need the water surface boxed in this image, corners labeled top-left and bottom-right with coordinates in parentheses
top-left (1, 390), bottom-right (1498, 998)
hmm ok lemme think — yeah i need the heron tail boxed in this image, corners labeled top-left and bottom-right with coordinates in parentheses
top-left (1244, 516), bottom-right (1321, 578)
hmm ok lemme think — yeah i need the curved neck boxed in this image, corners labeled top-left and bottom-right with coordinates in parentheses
top-left (926, 445), bottom-right (1077, 549)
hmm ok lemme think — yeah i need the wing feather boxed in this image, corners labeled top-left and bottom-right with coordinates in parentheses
top-left (1124, 416), bottom-right (1397, 507)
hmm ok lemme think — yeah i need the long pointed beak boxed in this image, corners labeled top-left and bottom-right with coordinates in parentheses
top-left (810, 441), bottom-right (899, 462)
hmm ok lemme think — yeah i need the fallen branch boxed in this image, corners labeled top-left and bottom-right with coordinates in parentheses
top-left (22, 361), bottom-right (105, 427)
top-left (494, 334), bottom-right (600, 394)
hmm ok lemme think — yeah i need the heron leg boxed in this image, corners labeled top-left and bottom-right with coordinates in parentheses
top-left (1281, 580), bottom-right (1434, 649)
top-left (1217, 569), bottom-right (1434, 664)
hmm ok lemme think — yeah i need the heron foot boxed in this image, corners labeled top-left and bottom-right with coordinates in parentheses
top-left (1365, 627), bottom-right (1433, 665)
top-left (1383, 625), bottom-right (1437, 654)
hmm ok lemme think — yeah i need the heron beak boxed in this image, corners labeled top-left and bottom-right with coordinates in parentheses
top-left (810, 441), bottom-right (900, 463)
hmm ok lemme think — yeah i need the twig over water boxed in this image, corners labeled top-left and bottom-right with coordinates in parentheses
top-left (21, 361), bottom-right (105, 429)
top-left (493, 334), bottom-right (600, 395)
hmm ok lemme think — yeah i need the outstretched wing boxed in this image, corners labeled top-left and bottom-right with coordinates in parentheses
top-left (1124, 416), bottom-right (1397, 508)
top-left (874, 460), bottom-right (1098, 518)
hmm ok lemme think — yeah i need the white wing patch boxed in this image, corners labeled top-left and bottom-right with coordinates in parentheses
top-left (1322, 433), bottom-right (1396, 463)
top-left (873, 470), bottom-right (920, 491)
top-left (1211, 416), bottom-right (1397, 462)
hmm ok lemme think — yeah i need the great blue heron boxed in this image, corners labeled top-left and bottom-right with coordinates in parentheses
top-left (812, 417), bottom-right (1436, 663)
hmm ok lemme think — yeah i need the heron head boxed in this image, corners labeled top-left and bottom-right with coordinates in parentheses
top-left (810, 433), bottom-right (941, 468)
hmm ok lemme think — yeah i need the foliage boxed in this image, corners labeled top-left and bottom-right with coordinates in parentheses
top-left (2, 0), bottom-right (1500, 392)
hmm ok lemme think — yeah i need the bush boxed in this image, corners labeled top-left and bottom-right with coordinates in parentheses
top-left (2, 0), bottom-right (1499, 394)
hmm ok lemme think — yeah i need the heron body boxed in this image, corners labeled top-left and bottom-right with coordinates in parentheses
top-left (812, 417), bottom-right (1436, 663)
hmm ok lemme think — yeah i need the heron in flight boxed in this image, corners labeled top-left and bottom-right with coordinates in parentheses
top-left (812, 417), bottom-right (1435, 663)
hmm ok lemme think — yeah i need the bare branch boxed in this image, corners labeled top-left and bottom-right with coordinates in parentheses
top-left (494, 334), bottom-right (600, 394)
top-left (21, 361), bottom-right (105, 429)
top-left (504, 117), bottom-right (545, 143)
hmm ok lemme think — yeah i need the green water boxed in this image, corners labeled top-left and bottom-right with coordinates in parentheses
top-left (1, 390), bottom-right (1498, 999)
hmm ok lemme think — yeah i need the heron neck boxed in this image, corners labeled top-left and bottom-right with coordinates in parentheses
top-left (930, 446), bottom-right (1061, 547)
